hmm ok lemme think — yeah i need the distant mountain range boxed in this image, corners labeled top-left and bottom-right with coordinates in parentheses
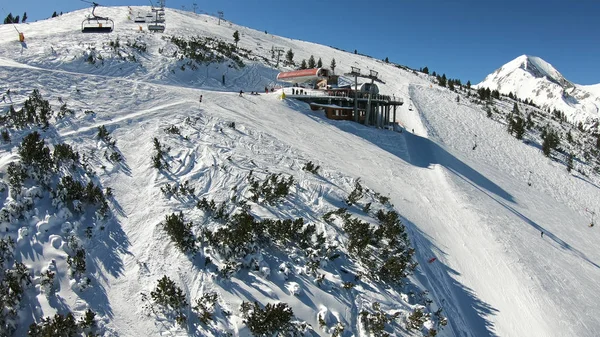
top-left (477, 55), bottom-right (600, 124)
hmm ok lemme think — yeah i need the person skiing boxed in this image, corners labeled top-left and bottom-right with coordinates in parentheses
top-left (239, 90), bottom-right (243, 97)
top-left (199, 95), bottom-right (203, 103)
top-left (540, 231), bottom-right (544, 238)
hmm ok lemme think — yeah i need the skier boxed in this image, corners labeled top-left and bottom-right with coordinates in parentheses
top-left (239, 90), bottom-right (243, 97)
top-left (540, 231), bottom-right (544, 238)
top-left (265, 86), bottom-right (268, 94)
top-left (199, 95), bottom-right (202, 103)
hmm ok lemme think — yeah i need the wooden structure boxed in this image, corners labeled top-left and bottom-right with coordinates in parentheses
top-left (310, 103), bottom-right (365, 122)
top-left (283, 67), bottom-right (402, 128)
top-left (297, 91), bottom-right (402, 127)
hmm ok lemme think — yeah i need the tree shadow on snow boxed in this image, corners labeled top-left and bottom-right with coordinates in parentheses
top-left (407, 222), bottom-right (499, 337)
top-left (452, 172), bottom-right (600, 270)
top-left (298, 108), bottom-right (515, 204)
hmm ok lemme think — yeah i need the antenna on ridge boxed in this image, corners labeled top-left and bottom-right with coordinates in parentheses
top-left (217, 11), bottom-right (223, 25)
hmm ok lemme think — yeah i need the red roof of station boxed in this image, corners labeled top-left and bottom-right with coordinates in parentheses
top-left (277, 68), bottom-right (320, 80)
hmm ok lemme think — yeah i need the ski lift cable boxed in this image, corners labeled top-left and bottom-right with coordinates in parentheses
top-left (1, 7), bottom-right (22, 33)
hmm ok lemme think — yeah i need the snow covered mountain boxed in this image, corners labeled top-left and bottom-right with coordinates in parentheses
top-left (1, 6), bottom-right (600, 337)
top-left (477, 55), bottom-right (600, 124)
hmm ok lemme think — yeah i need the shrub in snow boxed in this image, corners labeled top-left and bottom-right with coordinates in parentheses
top-left (248, 173), bottom-right (295, 205)
top-left (151, 275), bottom-right (188, 325)
top-left (57, 102), bottom-right (75, 119)
top-left (53, 143), bottom-right (80, 166)
top-left (196, 198), bottom-right (228, 220)
top-left (0, 246), bottom-right (32, 335)
top-left (302, 161), bottom-right (320, 174)
top-left (360, 302), bottom-right (395, 337)
top-left (1, 129), bottom-right (10, 143)
top-left (405, 307), bottom-right (428, 332)
top-left (164, 125), bottom-right (181, 135)
top-left (162, 212), bottom-right (196, 253)
top-left (240, 301), bottom-right (294, 336)
top-left (67, 247), bottom-right (87, 278)
top-left (40, 269), bottom-right (56, 294)
top-left (152, 137), bottom-right (170, 170)
top-left (345, 180), bottom-right (364, 206)
top-left (162, 181), bottom-right (196, 199)
top-left (97, 125), bottom-right (115, 147)
top-left (19, 131), bottom-right (53, 178)
top-left (54, 176), bottom-right (109, 218)
top-left (28, 309), bottom-right (97, 337)
top-left (6, 162), bottom-right (28, 191)
top-left (0, 90), bottom-right (52, 129)
top-left (192, 291), bottom-right (218, 325)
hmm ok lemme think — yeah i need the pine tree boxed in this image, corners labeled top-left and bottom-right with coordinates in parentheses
top-left (448, 80), bottom-right (455, 91)
top-left (13, 15), bottom-right (20, 23)
top-left (566, 153), bottom-right (574, 172)
top-left (317, 57), bottom-right (322, 68)
top-left (466, 80), bottom-right (471, 89)
top-left (22, 12), bottom-right (27, 23)
top-left (513, 116), bottom-right (526, 139)
top-left (526, 113), bottom-right (534, 129)
top-left (4, 13), bottom-right (14, 24)
top-left (422, 66), bottom-right (429, 74)
top-left (232, 30), bottom-right (240, 48)
top-left (542, 127), bottom-right (560, 157)
top-left (354, 49), bottom-right (357, 54)
top-left (52, 11), bottom-right (58, 18)
top-left (300, 59), bottom-right (307, 69)
top-left (432, 71), bottom-right (437, 77)
top-left (512, 102), bottom-right (520, 114)
top-left (308, 55), bottom-right (316, 68)
top-left (330, 58), bottom-right (336, 73)
top-left (385, 57), bottom-right (389, 63)
top-left (285, 48), bottom-right (294, 64)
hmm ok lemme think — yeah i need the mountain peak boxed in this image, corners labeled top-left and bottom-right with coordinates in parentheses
top-left (498, 55), bottom-right (570, 87)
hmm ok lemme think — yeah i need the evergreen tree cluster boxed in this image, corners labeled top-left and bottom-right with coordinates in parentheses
top-left (360, 302), bottom-right (395, 337)
top-left (248, 172), bottom-right (295, 205)
top-left (302, 161), bottom-right (320, 174)
top-left (28, 309), bottom-right (97, 337)
top-left (541, 126), bottom-right (561, 157)
top-left (1, 89), bottom-right (53, 129)
top-left (152, 137), bottom-right (170, 170)
top-left (162, 212), bottom-right (196, 253)
top-left (240, 301), bottom-right (296, 336)
top-left (477, 87), bottom-right (499, 100)
top-left (151, 275), bottom-right (188, 325)
top-left (298, 54), bottom-right (324, 69)
top-left (3, 12), bottom-right (27, 24)
top-left (326, 207), bottom-right (416, 284)
top-left (0, 237), bottom-right (32, 335)
top-left (54, 175), bottom-right (109, 216)
top-left (167, 35), bottom-right (249, 69)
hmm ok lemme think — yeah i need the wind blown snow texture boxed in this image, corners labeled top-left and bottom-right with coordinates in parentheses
top-left (1, 6), bottom-right (600, 337)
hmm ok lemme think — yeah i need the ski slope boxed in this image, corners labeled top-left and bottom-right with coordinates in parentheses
top-left (1, 6), bottom-right (600, 337)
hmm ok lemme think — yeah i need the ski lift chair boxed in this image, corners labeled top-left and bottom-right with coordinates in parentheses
top-left (81, 3), bottom-right (114, 33)
top-left (82, 16), bottom-right (114, 33)
top-left (134, 15), bottom-right (146, 23)
top-left (148, 22), bottom-right (165, 32)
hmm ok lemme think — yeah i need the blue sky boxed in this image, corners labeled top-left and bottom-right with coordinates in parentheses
top-left (3, 0), bottom-right (599, 85)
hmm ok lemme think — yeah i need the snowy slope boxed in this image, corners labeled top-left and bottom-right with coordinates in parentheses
top-left (477, 55), bottom-right (600, 124)
top-left (1, 6), bottom-right (600, 337)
